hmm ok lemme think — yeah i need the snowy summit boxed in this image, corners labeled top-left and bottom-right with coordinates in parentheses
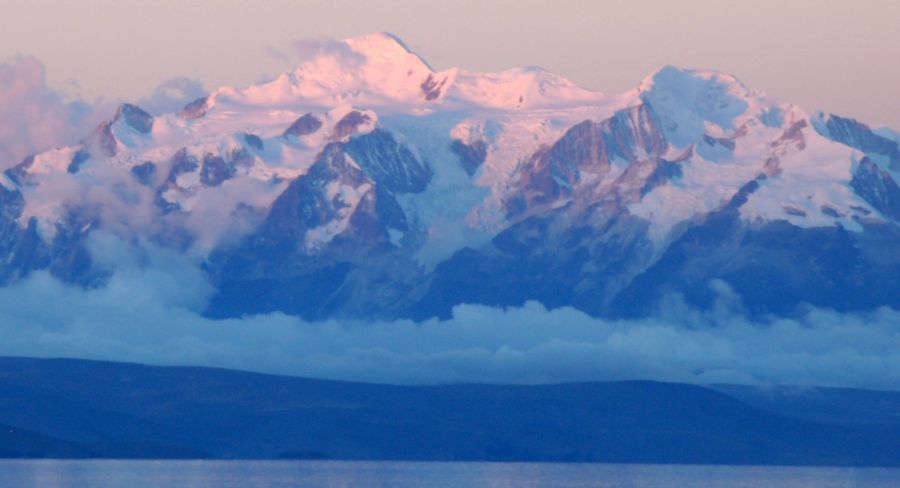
top-left (1, 32), bottom-right (898, 320)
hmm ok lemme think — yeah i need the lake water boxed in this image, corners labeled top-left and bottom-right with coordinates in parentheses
top-left (0, 460), bottom-right (897, 487)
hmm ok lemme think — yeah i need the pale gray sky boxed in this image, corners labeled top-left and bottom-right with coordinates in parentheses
top-left (1, 0), bottom-right (898, 127)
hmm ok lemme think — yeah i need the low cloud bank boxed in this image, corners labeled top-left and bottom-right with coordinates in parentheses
top-left (0, 237), bottom-right (897, 390)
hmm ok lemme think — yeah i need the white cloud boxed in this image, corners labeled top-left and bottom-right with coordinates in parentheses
top-left (0, 235), bottom-right (897, 390)
top-left (290, 38), bottom-right (365, 67)
top-left (0, 56), bottom-right (88, 168)
top-left (264, 37), bottom-right (366, 72)
top-left (136, 77), bottom-right (207, 115)
top-left (0, 57), bottom-right (209, 171)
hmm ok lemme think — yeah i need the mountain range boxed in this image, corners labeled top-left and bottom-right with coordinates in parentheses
top-left (2, 32), bottom-right (898, 320)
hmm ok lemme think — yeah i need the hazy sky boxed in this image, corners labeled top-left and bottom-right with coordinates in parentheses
top-left (0, 0), bottom-right (898, 127)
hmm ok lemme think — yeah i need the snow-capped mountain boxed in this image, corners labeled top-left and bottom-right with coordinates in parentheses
top-left (2, 33), bottom-right (898, 320)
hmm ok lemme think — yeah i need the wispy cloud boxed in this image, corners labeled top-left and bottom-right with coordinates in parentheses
top-left (265, 37), bottom-right (366, 70)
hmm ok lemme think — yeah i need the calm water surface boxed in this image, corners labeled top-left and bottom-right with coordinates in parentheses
top-left (0, 460), bottom-right (897, 487)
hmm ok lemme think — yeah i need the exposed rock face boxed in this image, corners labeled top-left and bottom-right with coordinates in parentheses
top-left (420, 73), bottom-right (447, 101)
top-left (332, 111), bottom-right (371, 140)
top-left (310, 101), bottom-right (678, 319)
top-left (851, 157), bottom-right (900, 221)
top-left (450, 139), bottom-right (487, 176)
top-left (179, 96), bottom-right (209, 120)
top-left (283, 113), bottom-right (322, 137)
top-left (0, 185), bottom-right (32, 283)
top-left (260, 144), bottom-right (378, 248)
top-left (0, 183), bottom-right (101, 287)
top-left (155, 149), bottom-right (200, 213)
top-left (505, 104), bottom-right (666, 217)
top-left (200, 154), bottom-right (235, 187)
top-left (92, 122), bottom-right (118, 157)
top-left (612, 210), bottom-right (900, 318)
top-left (817, 114), bottom-right (899, 164)
top-left (118, 104), bottom-right (155, 134)
top-left (812, 113), bottom-right (900, 221)
top-left (84, 103), bottom-right (155, 160)
top-left (131, 162), bottom-right (157, 186)
top-left (412, 208), bottom-right (655, 319)
top-left (206, 133), bottom-right (427, 319)
top-left (412, 105), bottom-right (678, 319)
top-left (243, 133), bottom-right (264, 151)
top-left (66, 150), bottom-right (90, 174)
top-left (417, 153), bottom-right (900, 320)
top-left (343, 129), bottom-right (432, 193)
top-left (4, 156), bottom-right (35, 186)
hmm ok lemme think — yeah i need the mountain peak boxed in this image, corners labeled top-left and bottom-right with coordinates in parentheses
top-left (637, 65), bottom-right (751, 96)
top-left (338, 31), bottom-right (435, 79)
top-left (208, 32), bottom-right (436, 108)
top-left (343, 32), bottom-right (428, 65)
top-left (192, 33), bottom-right (612, 111)
top-left (636, 65), bottom-right (755, 146)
